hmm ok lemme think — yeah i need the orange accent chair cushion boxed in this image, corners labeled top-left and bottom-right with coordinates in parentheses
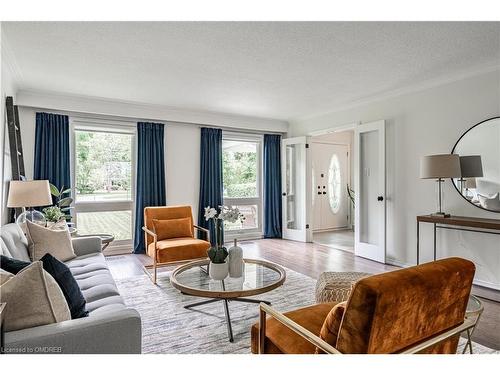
top-left (148, 238), bottom-right (210, 264)
top-left (153, 218), bottom-right (193, 240)
top-left (250, 303), bottom-right (336, 354)
top-left (316, 301), bottom-right (347, 353)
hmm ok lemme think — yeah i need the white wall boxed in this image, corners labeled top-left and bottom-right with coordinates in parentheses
top-left (1, 27), bottom-right (20, 225)
top-left (290, 69), bottom-right (500, 290)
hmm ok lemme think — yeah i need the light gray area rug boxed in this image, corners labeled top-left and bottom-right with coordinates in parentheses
top-left (115, 267), bottom-right (497, 354)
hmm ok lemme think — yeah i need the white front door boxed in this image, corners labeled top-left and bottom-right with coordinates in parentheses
top-left (312, 143), bottom-right (349, 230)
top-left (281, 136), bottom-right (312, 242)
top-left (354, 120), bottom-right (386, 263)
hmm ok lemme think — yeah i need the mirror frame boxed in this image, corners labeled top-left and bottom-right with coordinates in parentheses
top-left (451, 116), bottom-right (500, 213)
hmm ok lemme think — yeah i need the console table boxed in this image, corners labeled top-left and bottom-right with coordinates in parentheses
top-left (416, 215), bottom-right (500, 265)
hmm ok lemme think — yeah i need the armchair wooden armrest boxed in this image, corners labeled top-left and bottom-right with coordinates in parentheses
top-left (258, 303), bottom-right (478, 354)
top-left (142, 226), bottom-right (157, 239)
top-left (193, 224), bottom-right (210, 243)
top-left (258, 303), bottom-right (341, 354)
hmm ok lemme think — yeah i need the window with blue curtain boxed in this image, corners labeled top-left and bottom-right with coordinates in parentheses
top-left (263, 134), bottom-right (282, 238)
top-left (133, 122), bottom-right (166, 254)
top-left (198, 127), bottom-right (223, 245)
top-left (34, 112), bottom-right (71, 195)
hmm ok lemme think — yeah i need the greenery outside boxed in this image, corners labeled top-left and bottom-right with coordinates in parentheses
top-left (222, 140), bottom-right (258, 198)
top-left (75, 130), bottom-right (133, 201)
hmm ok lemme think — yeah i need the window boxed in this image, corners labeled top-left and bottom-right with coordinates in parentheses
top-left (328, 154), bottom-right (341, 214)
top-left (222, 134), bottom-right (262, 238)
top-left (72, 123), bottom-right (135, 248)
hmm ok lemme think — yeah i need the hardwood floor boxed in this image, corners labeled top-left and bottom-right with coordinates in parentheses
top-left (107, 238), bottom-right (500, 351)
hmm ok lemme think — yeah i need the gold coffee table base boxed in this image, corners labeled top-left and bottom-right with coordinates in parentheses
top-left (171, 259), bottom-right (286, 342)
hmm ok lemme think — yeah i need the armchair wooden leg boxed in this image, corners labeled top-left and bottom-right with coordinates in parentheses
top-left (153, 250), bottom-right (158, 284)
top-left (259, 304), bottom-right (266, 354)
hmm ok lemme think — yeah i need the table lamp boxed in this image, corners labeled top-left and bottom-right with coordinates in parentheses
top-left (459, 155), bottom-right (483, 193)
top-left (420, 154), bottom-right (461, 217)
top-left (7, 180), bottom-right (53, 226)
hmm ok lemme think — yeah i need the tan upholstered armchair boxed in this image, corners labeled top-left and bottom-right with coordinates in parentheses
top-left (252, 258), bottom-right (476, 354)
top-left (142, 205), bottom-right (211, 283)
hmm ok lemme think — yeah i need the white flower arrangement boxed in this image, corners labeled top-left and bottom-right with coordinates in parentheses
top-left (204, 205), bottom-right (245, 224)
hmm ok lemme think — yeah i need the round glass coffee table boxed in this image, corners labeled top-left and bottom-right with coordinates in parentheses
top-left (171, 258), bottom-right (286, 342)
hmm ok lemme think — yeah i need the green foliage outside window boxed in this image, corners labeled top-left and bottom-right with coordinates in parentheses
top-left (75, 131), bottom-right (132, 196)
top-left (222, 148), bottom-right (258, 198)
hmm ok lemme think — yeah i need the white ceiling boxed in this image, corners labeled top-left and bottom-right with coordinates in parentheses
top-left (3, 22), bottom-right (500, 121)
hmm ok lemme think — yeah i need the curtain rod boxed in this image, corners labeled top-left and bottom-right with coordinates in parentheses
top-left (28, 107), bottom-right (286, 135)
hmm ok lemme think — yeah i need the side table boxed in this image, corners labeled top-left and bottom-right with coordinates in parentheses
top-left (74, 233), bottom-right (115, 251)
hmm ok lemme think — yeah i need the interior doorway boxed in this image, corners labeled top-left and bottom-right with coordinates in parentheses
top-left (310, 130), bottom-right (355, 252)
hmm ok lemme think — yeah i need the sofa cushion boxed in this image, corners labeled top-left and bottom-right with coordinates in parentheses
top-left (26, 221), bottom-right (76, 262)
top-left (153, 218), bottom-right (193, 240)
top-left (0, 261), bottom-right (71, 332)
top-left (64, 252), bottom-right (124, 314)
top-left (0, 224), bottom-right (30, 261)
top-left (251, 302), bottom-right (336, 354)
top-left (148, 237), bottom-right (210, 263)
top-left (40, 253), bottom-right (89, 319)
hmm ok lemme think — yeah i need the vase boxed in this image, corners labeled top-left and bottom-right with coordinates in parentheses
top-left (228, 238), bottom-right (244, 278)
top-left (214, 218), bottom-right (223, 247)
top-left (209, 261), bottom-right (229, 280)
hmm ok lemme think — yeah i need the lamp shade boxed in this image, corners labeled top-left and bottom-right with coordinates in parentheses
top-left (420, 154), bottom-right (461, 179)
top-left (465, 178), bottom-right (477, 189)
top-left (459, 155), bottom-right (483, 178)
top-left (7, 180), bottom-right (52, 208)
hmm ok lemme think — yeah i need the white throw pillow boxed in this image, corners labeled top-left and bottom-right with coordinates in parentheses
top-left (25, 220), bottom-right (76, 261)
top-left (478, 192), bottom-right (500, 210)
top-left (0, 261), bottom-right (71, 332)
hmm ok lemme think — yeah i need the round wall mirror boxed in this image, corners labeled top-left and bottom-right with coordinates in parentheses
top-left (451, 116), bottom-right (500, 213)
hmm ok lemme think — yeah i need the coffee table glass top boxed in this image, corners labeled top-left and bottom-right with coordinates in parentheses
top-left (170, 259), bottom-right (286, 298)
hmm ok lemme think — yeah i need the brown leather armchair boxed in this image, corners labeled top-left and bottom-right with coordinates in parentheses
top-left (142, 205), bottom-right (211, 283)
top-left (252, 258), bottom-right (476, 354)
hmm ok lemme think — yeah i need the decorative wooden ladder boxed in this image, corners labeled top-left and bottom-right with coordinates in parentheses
top-left (6, 96), bottom-right (26, 221)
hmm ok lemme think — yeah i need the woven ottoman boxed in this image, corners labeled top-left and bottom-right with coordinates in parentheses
top-left (315, 271), bottom-right (371, 303)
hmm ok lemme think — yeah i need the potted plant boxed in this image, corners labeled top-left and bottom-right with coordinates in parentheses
top-left (204, 205), bottom-right (244, 280)
top-left (42, 183), bottom-right (74, 229)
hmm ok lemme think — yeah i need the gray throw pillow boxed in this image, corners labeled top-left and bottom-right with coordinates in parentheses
top-left (25, 220), bottom-right (76, 262)
top-left (0, 261), bottom-right (71, 332)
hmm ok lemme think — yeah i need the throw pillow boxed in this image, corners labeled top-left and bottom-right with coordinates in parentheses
top-left (153, 218), bottom-right (193, 240)
top-left (316, 301), bottom-right (347, 353)
top-left (40, 253), bottom-right (89, 319)
top-left (0, 255), bottom-right (31, 274)
top-left (0, 269), bottom-right (12, 284)
top-left (0, 261), bottom-right (71, 332)
top-left (25, 220), bottom-right (76, 262)
top-left (46, 218), bottom-right (69, 231)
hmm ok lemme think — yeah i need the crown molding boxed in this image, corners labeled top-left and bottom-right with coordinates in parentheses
top-left (294, 63), bottom-right (500, 123)
top-left (16, 89), bottom-right (289, 133)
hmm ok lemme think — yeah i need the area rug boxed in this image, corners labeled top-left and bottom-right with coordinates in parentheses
top-left (114, 267), bottom-right (497, 354)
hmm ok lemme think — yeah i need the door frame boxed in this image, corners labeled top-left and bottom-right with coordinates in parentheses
top-left (308, 122), bottom-right (357, 232)
top-left (354, 120), bottom-right (386, 263)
